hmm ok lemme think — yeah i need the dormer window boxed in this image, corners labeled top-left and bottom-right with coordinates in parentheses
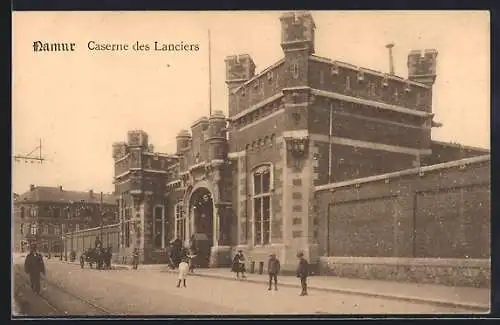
top-left (241, 88), bottom-right (246, 97)
top-left (330, 63), bottom-right (339, 76)
top-left (382, 74), bottom-right (389, 87)
top-left (253, 81), bottom-right (259, 89)
top-left (357, 70), bottom-right (365, 82)
top-left (267, 71), bottom-right (273, 81)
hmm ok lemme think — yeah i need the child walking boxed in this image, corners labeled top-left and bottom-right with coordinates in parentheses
top-left (177, 258), bottom-right (189, 288)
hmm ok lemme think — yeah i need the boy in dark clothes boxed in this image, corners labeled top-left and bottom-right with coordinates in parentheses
top-left (296, 252), bottom-right (309, 296)
top-left (267, 253), bottom-right (280, 291)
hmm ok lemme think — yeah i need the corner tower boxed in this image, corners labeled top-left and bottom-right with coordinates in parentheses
top-left (407, 49), bottom-right (438, 86)
top-left (280, 11), bottom-right (316, 54)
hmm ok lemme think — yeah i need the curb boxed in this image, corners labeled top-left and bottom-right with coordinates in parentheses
top-left (159, 268), bottom-right (489, 312)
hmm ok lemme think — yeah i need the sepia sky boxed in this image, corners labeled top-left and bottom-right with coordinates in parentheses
top-left (12, 11), bottom-right (490, 194)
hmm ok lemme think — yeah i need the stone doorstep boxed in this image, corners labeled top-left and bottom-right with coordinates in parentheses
top-left (49, 261), bottom-right (489, 312)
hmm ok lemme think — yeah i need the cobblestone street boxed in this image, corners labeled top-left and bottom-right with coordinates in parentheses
top-left (12, 259), bottom-right (481, 316)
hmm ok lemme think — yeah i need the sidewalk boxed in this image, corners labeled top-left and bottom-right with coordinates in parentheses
top-left (48, 260), bottom-right (490, 312)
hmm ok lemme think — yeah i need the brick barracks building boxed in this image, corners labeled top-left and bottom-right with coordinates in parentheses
top-left (13, 185), bottom-right (118, 256)
top-left (109, 11), bottom-right (490, 275)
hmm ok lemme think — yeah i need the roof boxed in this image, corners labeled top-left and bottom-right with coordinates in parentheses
top-left (14, 186), bottom-right (117, 205)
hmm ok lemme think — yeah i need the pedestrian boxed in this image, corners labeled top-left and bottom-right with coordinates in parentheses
top-left (24, 243), bottom-right (45, 294)
top-left (132, 248), bottom-right (139, 270)
top-left (105, 247), bottom-right (112, 270)
top-left (80, 252), bottom-right (85, 269)
top-left (187, 248), bottom-right (197, 273)
top-left (267, 253), bottom-right (280, 291)
top-left (177, 258), bottom-right (189, 288)
top-left (296, 252), bottom-right (309, 296)
top-left (231, 249), bottom-right (247, 279)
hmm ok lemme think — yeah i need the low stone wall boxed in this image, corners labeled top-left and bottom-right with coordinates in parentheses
top-left (318, 257), bottom-right (490, 288)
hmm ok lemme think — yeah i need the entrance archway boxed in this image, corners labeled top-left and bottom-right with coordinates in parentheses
top-left (189, 187), bottom-right (214, 268)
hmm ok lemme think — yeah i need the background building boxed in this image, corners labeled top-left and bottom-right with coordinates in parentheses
top-left (106, 11), bottom-right (489, 275)
top-left (13, 185), bottom-right (118, 255)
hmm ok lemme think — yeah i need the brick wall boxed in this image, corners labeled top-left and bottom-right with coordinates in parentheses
top-left (311, 140), bottom-right (417, 186)
top-left (422, 141), bottom-right (490, 166)
top-left (318, 257), bottom-right (490, 288)
top-left (308, 59), bottom-right (433, 112)
top-left (229, 64), bottom-right (286, 117)
top-left (314, 155), bottom-right (490, 259)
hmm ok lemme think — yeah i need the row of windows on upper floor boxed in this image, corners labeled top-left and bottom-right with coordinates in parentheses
top-left (18, 206), bottom-right (117, 220)
top-left (18, 222), bottom-right (92, 236)
top-left (230, 98), bottom-right (283, 130)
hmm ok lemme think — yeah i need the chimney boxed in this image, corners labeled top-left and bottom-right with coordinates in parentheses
top-left (30, 184), bottom-right (35, 191)
top-left (89, 190), bottom-right (94, 198)
top-left (386, 43), bottom-right (395, 75)
top-left (59, 186), bottom-right (63, 191)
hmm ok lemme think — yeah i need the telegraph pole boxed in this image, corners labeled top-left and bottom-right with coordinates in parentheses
top-left (208, 29), bottom-right (212, 116)
top-left (100, 192), bottom-right (104, 240)
top-left (14, 139), bottom-right (45, 163)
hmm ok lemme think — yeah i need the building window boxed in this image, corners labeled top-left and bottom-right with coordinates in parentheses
top-left (30, 224), bottom-right (37, 235)
top-left (346, 76), bottom-right (351, 90)
top-left (54, 208), bottom-right (60, 219)
top-left (20, 223), bottom-right (24, 234)
top-left (75, 224), bottom-right (80, 232)
top-left (253, 165), bottom-right (272, 245)
top-left (154, 206), bottom-right (163, 249)
top-left (20, 207), bottom-right (25, 219)
top-left (291, 63), bottom-right (299, 79)
top-left (54, 226), bottom-right (60, 235)
top-left (43, 224), bottom-right (49, 234)
top-left (175, 202), bottom-right (185, 242)
top-left (125, 222), bottom-right (130, 247)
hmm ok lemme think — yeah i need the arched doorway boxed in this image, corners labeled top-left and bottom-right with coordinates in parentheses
top-left (189, 187), bottom-right (214, 267)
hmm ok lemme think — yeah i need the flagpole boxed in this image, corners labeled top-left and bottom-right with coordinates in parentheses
top-left (208, 29), bottom-right (212, 116)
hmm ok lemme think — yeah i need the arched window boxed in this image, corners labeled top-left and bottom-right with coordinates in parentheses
top-left (174, 201), bottom-right (185, 242)
top-left (253, 165), bottom-right (272, 245)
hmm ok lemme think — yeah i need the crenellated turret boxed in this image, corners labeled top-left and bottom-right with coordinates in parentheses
top-left (112, 142), bottom-right (128, 160)
top-left (127, 130), bottom-right (149, 148)
top-left (206, 110), bottom-right (228, 161)
top-left (407, 49), bottom-right (438, 86)
top-left (176, 129), bottom-right (191, 154)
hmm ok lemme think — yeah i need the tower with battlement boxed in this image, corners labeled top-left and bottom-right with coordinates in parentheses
top-left (407, 49), bottom-right (438, 86)
top-left (112, 130), bottom-right (178, 263)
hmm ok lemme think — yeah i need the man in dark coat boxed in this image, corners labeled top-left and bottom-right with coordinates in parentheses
top-left (105, 247), bottom-right (112, 270)
top-left (24, 243), bottom-right (45, 294)
top-left (296, 252), bottom-right (309, 296)
top-left (267, 253), bottom-right (281, 291)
